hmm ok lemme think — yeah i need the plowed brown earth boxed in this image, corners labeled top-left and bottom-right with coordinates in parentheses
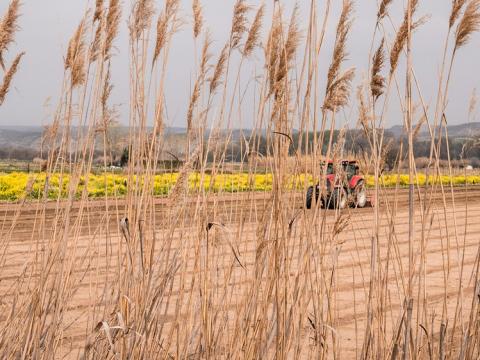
top-left (1, 186), bottom-right (479, 358)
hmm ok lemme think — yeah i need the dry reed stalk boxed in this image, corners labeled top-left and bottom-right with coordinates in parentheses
top-left (0, 0), bottom-right (21, 70)
top-left (0, 51), bottom-right (23, 105)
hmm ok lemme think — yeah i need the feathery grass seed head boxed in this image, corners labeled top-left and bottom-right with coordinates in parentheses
top-left (0, 51), bottom-right (23, 105)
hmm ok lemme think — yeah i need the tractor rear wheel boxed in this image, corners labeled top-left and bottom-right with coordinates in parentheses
top-left (330, 187), bottom-right (347, 209)
top-left (354, 181), bottom-right (367, 208)
top-left (306, 186), bottom-right (319, 209)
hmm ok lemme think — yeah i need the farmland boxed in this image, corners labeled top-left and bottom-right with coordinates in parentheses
top-left (1, 186), bottom-right (479, 358)
top-left (2, 171), bottom-right (480, 201)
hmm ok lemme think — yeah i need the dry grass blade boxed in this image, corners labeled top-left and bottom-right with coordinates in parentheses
top-left (243, 4), bottom-right (265, 58)
top-left (371, 38), bottom-right (385, 101)
top-left (210, 44), bottom-right (228, 93)
top-left (230, 0), bottom-right (250, 50)
top-left (192, 0), bottom-right (203, 39)
top-left (0, 51), bottom-right (23, 105)
top-left (455, 0), bottom-right (480, 50)
top-left (104, 0), bottom-right (121, 60)
top-left (0, 0), bottom-right (21, 70)
top-left (450, 0), bottom-right (468, 29)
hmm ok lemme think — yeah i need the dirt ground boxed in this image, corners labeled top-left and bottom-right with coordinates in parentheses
top-left (1, 186), bottom-right (479, 358)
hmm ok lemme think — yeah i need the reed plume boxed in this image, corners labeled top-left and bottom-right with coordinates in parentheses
top-left (324, 67), bottom-right (355, 111)
top-left (192, 0), bottom-right (203, 39)
top-left (390, 0), bottom-right (420, 74)
top-left (243, 4), bottom-right (265, 58)
top-left (371, 38), bottom-right (385, 101)
top-left (454, 0), bottom-right (480, 50)
top-left (199, 31), bottom-right (212, 77)
top-left (266, 10), bottom-right (282, 96)
top-left (210, 44), bottom-right (228, 93)
top-left (450, 0), bottom-right (468, 29)
top-left (93, 0), bottom-right (104, 23)
top-left (377, 0), bottom-right (393, 21)
top-left (101, 64), bottom-right (113, 120)
top-left (90, 18), bottom-right (104, 62)
top-left (153, 0), bottom-right (180, 65)
top-left (0, 51), bottom-right (23, 105)
top-left (65, 20), bottom-right (87, 87)
top-left (274, 5), bottom-right (301, 97)
top-left (325, 0), bottom-right (354, 111)
top-left (130, 0), bottom-right (155, 41)
top-left (326, 0), bottom-right (353, 94)
top-left (357, 85), bottom-right (371, 131)
top-left (104, 0), bottom-right (121, 59)
top-left (230, 0), bottom-right (250, 50)
top-left (0, 0), bottom-right (21, 70)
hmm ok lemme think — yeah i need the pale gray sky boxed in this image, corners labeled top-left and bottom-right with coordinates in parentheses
top-left (0, 1), bottom-right (479, 129)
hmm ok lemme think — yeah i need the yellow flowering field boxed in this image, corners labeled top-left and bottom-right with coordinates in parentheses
top-left (1, 172), bottom-right (480, 201)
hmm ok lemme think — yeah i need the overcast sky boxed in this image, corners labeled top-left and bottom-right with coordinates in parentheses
top-left (0, 0), bottom-right (479, 129)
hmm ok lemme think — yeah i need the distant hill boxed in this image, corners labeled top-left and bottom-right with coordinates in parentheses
top-left (2, 123), bottom-right (480, 161)
top-left (387, 122), bottom-right (480, 139)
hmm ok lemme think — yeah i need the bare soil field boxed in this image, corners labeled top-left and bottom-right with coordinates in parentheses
top-left (1, 186), bottom-right (479, 358)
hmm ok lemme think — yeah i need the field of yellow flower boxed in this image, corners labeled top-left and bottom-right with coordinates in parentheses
top-left (1, 172), bottom-right (480, 201)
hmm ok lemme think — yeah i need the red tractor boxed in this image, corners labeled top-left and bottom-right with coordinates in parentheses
top-left (306, 160), bottom-right (368, 209)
